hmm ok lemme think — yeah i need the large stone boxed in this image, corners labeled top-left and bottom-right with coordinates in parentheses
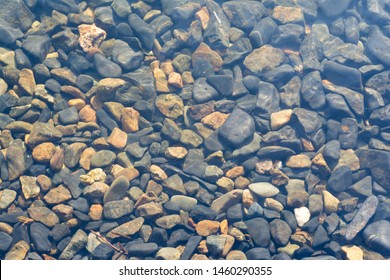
top-left (245, 218), bottom-right (270, 247)
top-left (244, 45), bottom-right (284, 75)
top-left (0, 0), bottom-right (35, 32)
top-left (211, 190), bottom-right (243, 215)
top-left (218, 108), bottom-right (255, 147)
top-left (345, 196), bottom-right (379, 241)
top-left (27, 122), bottom-right (62, 147)
top-left (59, 229), bottom-right (88, 260)
top-left (363, 220), bottom-right (390, 256)
top-left (249, 182), bottom-right (279, 198)
top-left (6, 139), bottom-right (26, 181)
top-left (103, 176), bottom-right (130, 203)
top-left (318, 0), bottom-right (353, 17)
top-left (106, 217), bottom-right (144, 238)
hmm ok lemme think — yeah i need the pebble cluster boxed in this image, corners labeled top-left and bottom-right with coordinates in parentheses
top-left (0, 0), bottom-right (390, 260)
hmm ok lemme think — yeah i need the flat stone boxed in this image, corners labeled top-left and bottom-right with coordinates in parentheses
top-left (27, 122), bottom-right (62, 147)
top-left (155, 215), bottom-right (181, 229)
top-left (27, 207), bottom-right (59, 228)
top-left (327, 166), bottom-right (352, 193)
top-left (366, 26), bottom-right (390, 66)
top-left (0, 189), bottom-right (17, 210)
top-left (90, 150), bottom-right (116, 168)
top-left (30, 222), bottom-right (51, 253)
top-left (363, 220), bottom-right (390, 256)
top-left (345, 196), bottom-right (379, 241)
top-left (196, 220), bottom-right (220, 237)
top-left (155, 94), bottom-right (184, 119)
top-left (44, 185), bottom-right (72, 205)
top-left (127, 242), bottom-right (159, 257)
top-left (270, 219), bottom-right (292, 246)
top-left (59, 229), bottom-right (88, 260)
top-left (5, 240), bottom-right (29, 260)
top-left (6, 139), bottom-right (26, 181)
top-left (162, 174), bottom-right (185, 195)
top-left (246, 248), bottom-right (271, 260)
top-left (156, 247), bottom-right (181, 260)
top-left (106, 217), bottom-right (144, 238)
top-left (245, 218), bottom-right (270, 247)
top-left (211, 189), bottom-right (243, 215)
top-left (103, 176), bottom-right (130, 203)
top-left (103, 200), bottom-right (134, 219)
top-left (0, 232), bottom-right (13, 252)
top-left (94, 53), bottom-right (122, 78)
top-left (20, 176), bottom-right (40, 200)
top-left (318, 0), bottom-right (353, 17)
top-left (244, 45), bottom-right (284, 74)
top-left (249, 182), bottom-right (279, 198)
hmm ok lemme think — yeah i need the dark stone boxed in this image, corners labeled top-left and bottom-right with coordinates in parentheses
top-left (189, 205), bottom-right (217, 222)
top-left (167, 229), bottom-right (193, 247)
top-left (294, 245), bottom-right (315, 259)
top-left (344, 16), bottom-right (359, 44)
top-left (96, 109), bottom-right (118, 131)
top-left (112, 40), bottom-right (144, 71)
top-left (50, 224), bottom-right (71, 242)
top-left (365, 88), bottom-right (385, 114)
top-left (45, 0), bottom-right (79, 14)
top-left (345, 196), bottom-right (379, 241)
top-left (363, 220), bottom-right (390, 256)
top-left (221, 1), bottom-right (267, 29)
top-left (68, 52), bottom-right (92, 74)
top-left (324, 213), bottom-right (340, 234)
top-left (12, 223), bottom-right (30, 244)
top-left (0, 17), bottom-right (23, 45)
top-left (318, 0), bottom-right (353, 17)
top-left (150, 15), bottom-right (173, 36)
top-left (128, 14), bottom-right (155, 52)
top-left (299, 34), bottom-right (322, 71)
top-left (218, 108), bottom-right (255, 147)
top-left (22, 35), bottom-right (51, 63)
top-left (127, 242), bottom-right (159, 257)
top-left (301, 71), bottom-right (325, 109)
top-left (0, 212), bottom-right (27, 223)
top-left (328, 166), bottom-right (352, 193)
top-left (250, 17), bottom-right (278, 48)
top-left (6, 139), bottom-right (26, 181)
top-left (181, 235), bottom-right (202, 260)
top-left (269, 219), bottom-right (292, 246)
top-left (323, 140), bottom-right (340, 166)
top-left (149, 228), bottom-right (168, 247)
top-left (92, 243), bottom-right (115, 259)
top-left (338, 118), bottom-right (358, 149)
top-left (245, 218), bottom-right (270, 247)
top-left (206, 75), bottom-right (234, 97)
top-left (326, 94), bottom-right (354, 118)
top-left (255, 81), bottom-right (280, 118)
top-left (246, 248), bottom-right (271, 260)
top-left (261, 64), bottom-right (295, 89)
top-left (0, 232), bottom-right (13, 252)
top-left (0, 0), bottom-right (35, 32)
top-left (30, 222), bottom-right (51, 253)
top-left (94, 53), bottom-right (122, 78)
top-left (226, 204), bottom-right (243, 222)
top-left (103, 176), bottom-right (130, 203)
top-left (224, 38), bottom-right (252, 65)
top-left (243, 75), bottom-right (260, 94)
top-left (312, 225), bottom-right (330, 248)
top-left (369, 105), bottom-right (390, 127)
top-left (272, 252), bottom-right (292, 260)
top-left (58, 106), bottom-right (79, 125)
top-left (203, 1), bottom-right (230, 50)
top-left (292, 108), bottom-right (322, 136)
top-left (257, 146), bottom-right (295, 159)
top-left (192, 78), bottom-right (219, 103)
top-left (350, 176), bottom-right (372, 197)
top-left (323, 61), bottom-right (362, 91)
top-left (367, 26), bottom-right (390, 66)
top-left (272, 24), bottom-right (305, 47)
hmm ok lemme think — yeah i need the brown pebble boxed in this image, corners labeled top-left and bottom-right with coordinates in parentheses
top-left (50, 147), bottom-right (65, 172)
top-left (79, 147), bottom-right (96, 171)
top-left (225, 166), bottom-right (245, 179)
top-left (195, 220), bottom-right (220, 236)
top-left (107, 127), bottom-right (127, 150)
top-left (201, 112), bottom-right (229, 129)
top-left (168, 72), bottom-right (183, 88)
top-left (79, 105), bottom-right (97, 123)
top-left (115, 167), bottom-right (140, 182)
top-left (121, 108), bottom-right (140, 133)
top-left (89, 204), bottom-right (103, 221)
top-left (149, 165), bottom-right (168, 181)
top-left (32, 142), bottom-right (56, 163)
top-left (37, 175), bottom-right (52, 193)
top-left (234, 176), bottom-right (250, 189)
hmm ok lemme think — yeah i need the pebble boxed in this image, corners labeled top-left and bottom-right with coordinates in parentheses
top-left (245, 218), bottom-right (270, 247)
top-left (246, 248), bottom-right (271, 260)
top-left (156, 247), bottom-right (181, 260)
top-left (249, 182), bottom-right (279, 198)
top-left (59, 229), bottom-right (88, 260)
top-left (5, 240), bottom-right (30, 260)
top-left (341, 245), bottom-right (363, 260)
top-left (103, 176), bottom-right (130, 203)
top-left (30, 222), bottom-right (51, 253)
top-left (0, 189), bottom-right (17, 210)
top-left (294, 207), bottom-right (311, 227)
top-left (103, 200), bottom-right (134, 219)
top-left (106, 217), bottom-right (144, 239)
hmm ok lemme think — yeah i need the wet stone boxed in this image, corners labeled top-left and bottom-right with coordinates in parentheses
top-left (103, 200), bottom-right (134, 219)
top-left (245, 218), bottom-right (270, 247)
top-left (30, 222), bottom-right (51, 253)
top-left (363, 220), bottom-right (390, 256)
top-left (103, 176), bottom-right (130, 203)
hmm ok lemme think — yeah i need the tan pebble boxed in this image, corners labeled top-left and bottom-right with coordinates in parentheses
top-left (90, 95), bottom-right (104, 110)
top-left (192, 43), bottom-right (223, 71)
top-left (146, 181), bottom-right (163, 196)
top-left (222, 234), bottom-right (235, 257)
top-left (195, 7), bottom-right (210, 30)
top-left (226, 250), bottom-right (247, 260)
top-left (201, 112), bottom-right (229, 129)
top-left (270, 109), bottom-right (293, 130)
top-left (5, 240), bottom-right (30, 260)
top-left (286, 154), bottom-right (311, 168)
top-left (196, 220), bottom-right (220, 237)
top-left (301, 138), bottom-right (315, 151)
top-left (242, 189), bottom-right (255, 208)
top-left (78, 23), bottom-right (106, 52)
top-left (255, 159), bottom-right (274, 174)
top-left (153, 68), bottom-right (166, 79)
top-left (68, 98), bottom-right (85, 110)
top-left (220, 219), bottom-right (228, 235)
top-left (37, 175), bottom-right (52, 193)
top-left (89, 204), bottom-right (103, 221)
top-left (228, 228), bottom-right (246, 242)
top-left (323, 190), bottom-right (340, 214)
top-left (134, 192), bottom-right (157, 209)
top-left (312, 153), bottom-right (331, 176)
top-left (92, 137), bottom-right (109, 149)
top-left (20, 176), bottom-right (40, 200)
top-left (121, 108), bottom-right (140, 133)
top-left (50, 147), bottom-right (65, 172)
top-left (216, 177), bottom-right (234, 193)
top-left (341, 245), bottom-right (363, 260)
top-left (191, 254), bottom-right (208, 260)
top-left (150, 60), bottom-right (160, 71)
top-left (182, 71), bottom-right (194, 84)
top-left (66, 218), bottom-right (80, 228)
top-left (115, 167), bottom-right (140, 182)
top-left (52, 204), bottom-right (74, 221)
top-left (149, 165), bottom-right (168, 181)
top-left (234, 176), bottom-right (250, 189)
top-left (155, 94), bottom-right (184, 119)
top-left (79, 147), bottom-right (96, 171)
top-left (197, 240), bottom-right (208, 254)
top-left (0, 222), bottom-right (13, 235)
top-left (32, 142), bottom-right (56, 163)
top-left (44, 185), bottom-right (72, 205)
top-left (264, 198), bottom-right (284, 212)
top-left (161, 61), bottom-right (174, 75)
top-left (168, 72), bottom-right (183, 88)
top-left (79, 105), bottom-right (96, 123)
top-left (226, 166), bottom-right (244, 179)
top-left (164, 147), bottom-right (188, 159)
top-left (107, 127), bottom-right (127, 150)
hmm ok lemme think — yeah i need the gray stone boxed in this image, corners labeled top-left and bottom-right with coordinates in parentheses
top-left (345, 196), bottom-right (379, 241)
top-left (59, 229), bottom-right (88, 260)
top-left (249, 182), bottom-right (279, 198)
top-left (103, 176), bottom-right (130, 203)
top-left (103, 200), bottom-right (134, 219)
top-left (363, 220), bottom-right (390, 256)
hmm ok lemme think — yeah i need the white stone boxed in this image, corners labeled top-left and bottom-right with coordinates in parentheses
top-left (294, 206), bottom-right (311, 227)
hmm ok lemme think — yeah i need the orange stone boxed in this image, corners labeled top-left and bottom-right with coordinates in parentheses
top-left (195, 7), bottom-right (210, 30)
top-left (79, 105), bottom-right (96, 123)
top-left (121, 108), bottom-right (140, 133)
top-left (67, 99), bottom-right (85, 111)
top-left (32, 142), bottom-right (56, 163)
top-left (201, 112), bottom-right (229, 129)
top-left (79, 147), bottom-right (96, 171)
top-left (225, 166), bottom-right (245, 179)
top-left (115, 167), bottom-right (140, 182)
top-left (149, 165), bottom-right (168, 181)
top-left (195, 220), bottom-right (220, 236)
top-left (160, 61), bottom-right (174, 75)
top-left (107, 127), bottom-right (127, 149)
top-left (89, 204), bottom-right (103, 221)
top-left (168, 72), bottom-right (183, 88)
